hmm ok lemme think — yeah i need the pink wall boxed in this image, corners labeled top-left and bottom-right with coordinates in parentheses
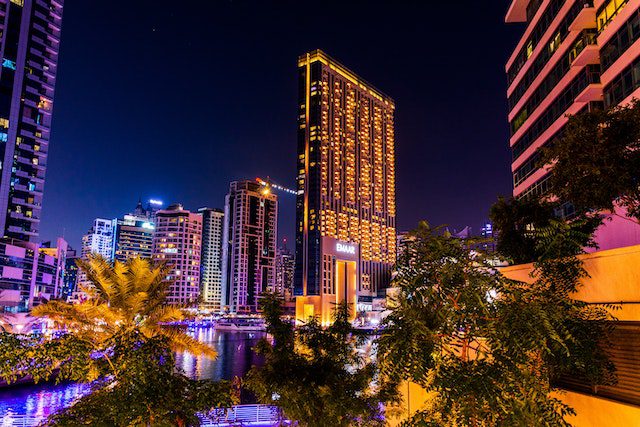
top-left (590, 206), bottom-right (640, 252)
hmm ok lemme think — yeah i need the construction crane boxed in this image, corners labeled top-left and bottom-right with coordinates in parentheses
top-left (255, 177), bottom-right (298, 196)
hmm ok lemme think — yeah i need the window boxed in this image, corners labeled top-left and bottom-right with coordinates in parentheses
top-left (597, 0), bottom-right (628, 32)
top-left (600, 8), bottom-right (640, 71)
top-left (511, 66), bottom-right (600, 161)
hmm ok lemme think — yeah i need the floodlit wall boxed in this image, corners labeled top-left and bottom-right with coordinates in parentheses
top-left (502, 244), bottom-right (640, 426)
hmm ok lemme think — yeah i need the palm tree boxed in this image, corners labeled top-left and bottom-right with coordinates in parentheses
top-left (33, 254), bottom-right (216, 371)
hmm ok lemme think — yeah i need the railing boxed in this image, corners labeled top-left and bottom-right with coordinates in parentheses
top-left (568, 29), bottom-right (598, 63)
top-left (202, 405), bottom-right (285, 426)
top-left (0, 405), bottom-right (285, 427)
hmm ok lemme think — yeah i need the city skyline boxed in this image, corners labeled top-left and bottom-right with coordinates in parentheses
top-left (37, 1), bottom-right (521, 250)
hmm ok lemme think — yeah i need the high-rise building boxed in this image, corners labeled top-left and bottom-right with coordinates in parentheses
top-left (152, 204), bottom-right (202, 305)
top-left (294, 50), bottom-right (397, 324)
top-left (275, 238), bottom-right (295, 298)
top-left (505, 0), bottom-right (640, 249)
top-left (221, 180), bottom-right (278, 314)
top-left (0, 0), bottom-right (65, 310)
top-left (61, 246), bottom-right (78, 301)
top-left (145, 199), bottom-right (163, 223)
top-left (0, 237), bottom-right (67, 312)
top-left (81, 218), bottom-right (114, 261)
top-left (198, 207), bottom-right (224, 311)
top-left (112, 215), bottom-right (154, 262)
top-left (0, 0), bottom-right (63, 241)
top-left (75, 218), bottom-right (114, 292)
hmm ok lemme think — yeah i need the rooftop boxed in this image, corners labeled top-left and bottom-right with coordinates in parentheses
top-left (298, 49), bottom-right (395, 106)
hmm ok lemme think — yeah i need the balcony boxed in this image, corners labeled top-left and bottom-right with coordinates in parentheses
top-left (570, 31), bottom-right (599, 66)
top-left (506, 0), bottom-right (531, 23)
top-left (7, 226), bottom-right (38, 237)
top-left (11, 197), bottom-right (41, 209)
top-left (10, 212), bottom-right (38, 222)
top-left (575, 82), bottom-right (603, 102)
top-left (569, 1), bottom-right (596, 31)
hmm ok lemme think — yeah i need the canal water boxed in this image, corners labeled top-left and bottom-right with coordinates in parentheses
top-left (0, 329), bottom-right (266, 421)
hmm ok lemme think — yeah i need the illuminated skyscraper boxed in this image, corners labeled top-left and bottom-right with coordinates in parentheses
top-left (0, 0), bottom-right (63, 241)
top-left (80, 218), bottom-right (114, 261)
top-left (75, 218), bottom-right (113, 292)
top-left (221, 180), bottom-right (278, 313)
top-left (112, 215), bottom-right (154, 262)
top-left (61, 246), bottom-right (78, 301)
top-left (152, 204), bottom-right (202, 305)
top-left (294, 50), bottom-right (396, 324)
top-left (275, 239), bottom-right (295, 297)
top-left (506, 0), bottom-right (640, 249)
top-left (198, 207), bottom-right (224, 311)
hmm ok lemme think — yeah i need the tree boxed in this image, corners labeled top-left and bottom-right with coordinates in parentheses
top-left (33, 255), bottom-right (216, 362)
top-left (245, 293), bottom-right (398, 427)
top-left (541, 99), bottom-right (640, 223)
top-left (489, 197), bottom-right (557, 264)
top-left (0, 255), bottom-right (237, 426)
top-left (490, 197), bottom-right (601, 264)
top-left (41, 332), bottom-right (236, 427)
top-left (377, 221), bottom-right (615, 427)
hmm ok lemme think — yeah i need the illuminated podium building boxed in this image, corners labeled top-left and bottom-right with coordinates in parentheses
top-left (294, 50), bottom-right (396, 325)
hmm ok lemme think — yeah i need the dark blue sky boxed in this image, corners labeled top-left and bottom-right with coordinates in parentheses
top-left (40, 1), bottom-right (521, 250)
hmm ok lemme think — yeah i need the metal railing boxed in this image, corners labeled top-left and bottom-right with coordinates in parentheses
top-left (202, 404), bottom-right (285, 426)
top-left (1, 405), bottom-right (286, 427)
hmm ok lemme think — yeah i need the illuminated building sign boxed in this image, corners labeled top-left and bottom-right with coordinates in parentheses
top-left (336, 243), bottom-right (356, 255)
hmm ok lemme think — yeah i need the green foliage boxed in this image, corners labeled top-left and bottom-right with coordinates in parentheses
top-left (377, 221), bottom-right (615, 427)
top-left (34, 255), bottom-right (217, 359)
top-left (541, 99), bottom-right (640, 222)
top-left (245, 293), bottom-right (398, 427)
top-left (40, 332), bottom-right (236, 427)
top-left (489, 197), bottom-right (557, 264)
top-left (0, 256), bottom-right (237, 426)
top-left (490, 197), bottom-right (600, 264)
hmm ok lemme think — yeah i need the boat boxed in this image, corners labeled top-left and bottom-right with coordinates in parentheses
top-left (214, 316), bottom-right (266, 332)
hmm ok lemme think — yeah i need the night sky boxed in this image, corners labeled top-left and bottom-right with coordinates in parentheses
top-left (39, 1), bottom-right (522, 250)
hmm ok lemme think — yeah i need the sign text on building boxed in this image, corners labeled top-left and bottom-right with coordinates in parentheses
top-left (336, 243), bottom-right (356, 255)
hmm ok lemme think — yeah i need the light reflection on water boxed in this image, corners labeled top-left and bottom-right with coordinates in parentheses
top-left (0, 329), bottom-right (266, 421)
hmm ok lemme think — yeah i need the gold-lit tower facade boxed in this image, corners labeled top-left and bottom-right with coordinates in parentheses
top-left (294, 50), bottom-right (396, 322)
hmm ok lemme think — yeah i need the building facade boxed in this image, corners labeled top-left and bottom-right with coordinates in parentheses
top-left (0, 0), bottom-right (65, 310)
top-left (60, 246), bottom-right (77, 301)
top-left (0, 237), bottom-right (67, 312)
top-left (293, 50), bottom-right (396, 323)
top-left (152, 204), bottom-right (202, 305)
top-left (0, 0), bottom-right (63, 241)
top-left (275, 239), bottom-right (295, 298)
top-left (80, 218), bottom-right (114, 261)
top-left (112, 215), bottom-right (154, 262)
top-left (75, 217), bottom-right (113, 291)
top-left (198, 207), bottom-right (224, 311)
top-left (505, 0), bottom-right (640, 249)
top-left (502, 244), bottom-right (640, 426)
top-left (221, 180), bottom-right (278, 314)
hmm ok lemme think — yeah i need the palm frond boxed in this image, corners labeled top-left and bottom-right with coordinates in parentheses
top-left (157, 327), bottom-right (218, 359)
